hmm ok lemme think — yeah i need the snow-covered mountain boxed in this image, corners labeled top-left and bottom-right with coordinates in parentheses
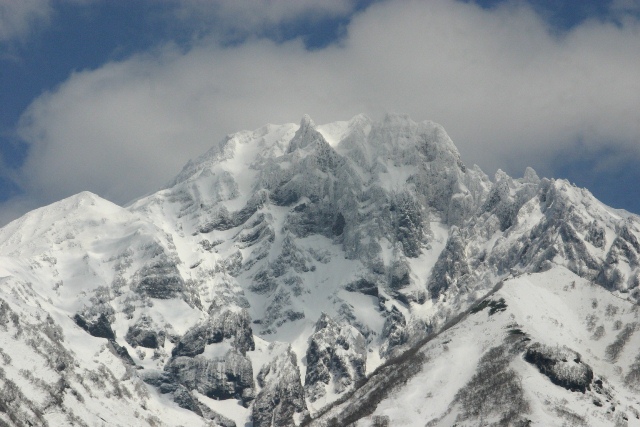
top-left (2, 113), bottom-right (640, 426)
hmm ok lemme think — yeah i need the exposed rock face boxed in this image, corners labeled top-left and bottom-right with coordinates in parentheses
top-left (379, 306), bottom-right (408, 358)
top-left (133, 254), bottom-right (184, 299)
top-left (107, 340), bottom-right (135, 365)
top-left (524, 343), bottom-right (593, 393)
top-left (73, 313), bottom-right (115, 340)
top-left (599, 225), bottom-right (640, 291)
top-left (586, 220), bottom-right (606, 248)
top-left (132, 241), bottom-right (184, 299)
top-left (391, 191), bottom-right (426, 258)
top-left (344, 278), bottom-right (378, 297)
top-left (172, 308), bottom-right (255, 357)
top-left (172, 384), bottom-right (202, 413)
top-left (74, 312), bottom-right (135, 365)
top-left (164, 349), bottom-right (255, 406)
top-left (171, 385), bottom-right (237, 427)
top-left (428, 227), bottom-right (469, 299)
top-left (125, 315), bottom-right (165, 349)
top-left (253, 347), bottom-right (308, 427)
top-left (304, 313), bottom-right (367, 403)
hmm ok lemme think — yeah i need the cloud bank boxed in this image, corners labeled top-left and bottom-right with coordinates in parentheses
top-left (5, 0), bottom-right (640, 223)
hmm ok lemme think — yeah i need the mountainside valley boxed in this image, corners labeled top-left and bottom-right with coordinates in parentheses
top-left (1, 113), bottom-right (640, 426)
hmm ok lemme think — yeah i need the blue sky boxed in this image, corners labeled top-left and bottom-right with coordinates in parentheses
top-left (1, 0), bottom-right (640, 224)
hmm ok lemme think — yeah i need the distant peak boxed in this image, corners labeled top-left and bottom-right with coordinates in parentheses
top-left (523, 167), bottom-right (540, 184)
top-left (494, 169), bottom-right (510, 182)
top-left (73, 191), bottom-right (102, 202)
top-left (382, 112), bottom-right (412, 124)
top-left (288, 115), bottom-right (326, 153)
top-left (348, 113), bottom-right (371, 124)
top-left (47, 191), bottom-right (115, 212)
top-left (300, 114), bottom-right (315, 129)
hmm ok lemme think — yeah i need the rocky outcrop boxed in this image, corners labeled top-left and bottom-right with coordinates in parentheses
top-left (151, 308), bottom-right (256, 409)
top-left (125, 315), bottom-right (165, 349)
top-left (586, 220), bottom-right (606, 248)
top-left (172, 308), bottom-right (255, 357)
top-left (391, 191), bottom-right (426, 258)
top-left (74, 312), bottom-right (136, 365)
top-left (345, 278), bottom-right (379, 297)
top-left (198, 191), bottom-right (268, 234)
top-left (172, 385), bottom-right (237, 427)
top-left (163, 349), bottom-right (255, 406)
top-left (73, 313), bottom-right (115, 340)
top-left (599, 225), bottom-right (640, 291)
top-left (133, 255), bottom-right (184, 299)
top-left (253, 347), bottom-right (308, 427)
top-left (428, 228), bottom-right (470, 299)
top-left (304, 313), bottom-right (367, 403)
top-left (524, 342), bottom-right (593, 393)
top-left (379, 306), bottom-right (408, 358)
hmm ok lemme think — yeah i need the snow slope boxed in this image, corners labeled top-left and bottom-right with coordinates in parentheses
top-left (313, 267), bottom-right (640, 426)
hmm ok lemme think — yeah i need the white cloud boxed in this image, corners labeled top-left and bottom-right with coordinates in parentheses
top-left (0, 0), bottom-right (52, 41)
top-left (610, 0), bottom-right (640, 16)
top-left (168, 0), bottom-right (360, 41)
top-left (5, 0), bottom-right (640, 223)
top-left (0, 0), bottom-right (361, 45)
top-left (0, 0), bottom-right (99, 43)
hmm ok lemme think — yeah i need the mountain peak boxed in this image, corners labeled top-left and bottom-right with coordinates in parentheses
top-left (382, 112), bottom-right (413, 125)
top-left (2, 113), bottom-right (640, 426)
top-left (300, 113), bottom-right (315, 129)
top-left (287, 114), bottom-right (326, 153)
top-left (0, 190), bottom-right (128, 254)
